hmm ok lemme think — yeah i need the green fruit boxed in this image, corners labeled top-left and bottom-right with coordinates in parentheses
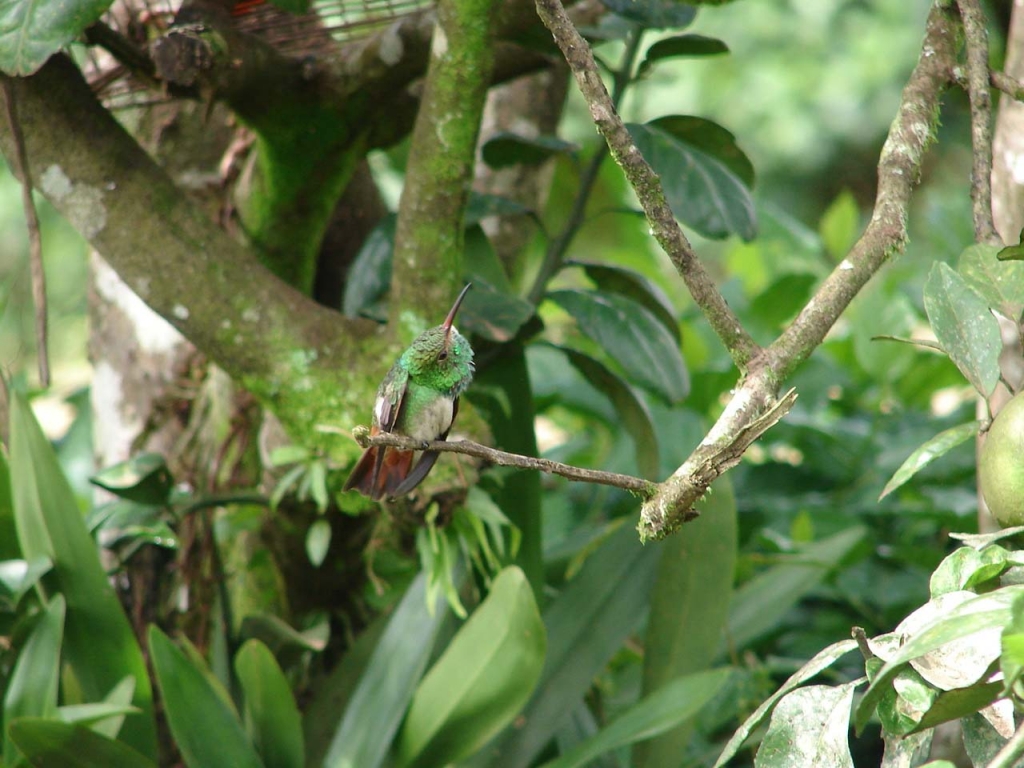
top-left (980, 392), bottom-right (1024, 527)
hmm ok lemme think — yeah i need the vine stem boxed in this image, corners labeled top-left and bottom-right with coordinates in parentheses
top-left (354, 428), bottom-right (656, 496)
top-left (988, 718), bottom-right (1024, 768)
top-left (527, 25), bottom-right (645, 306)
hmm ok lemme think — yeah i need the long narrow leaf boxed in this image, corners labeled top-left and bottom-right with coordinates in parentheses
top-left (235, 640), bottom-right (305, 768)
top-left (397, 567), bottom-right (546, 768)
top-left (8, 718), bottom-right (156, 768)
top-left (8, 391), bottom-right (156, 755)
top-left (3, 594), bottom-right (65, 766)
top-left (148, 626), bottom-right (263, 768)
top-left (879, 421), bottom-right (981, 500)
top-left (540, 668), bottom-right (732, 768)
top-left (323, 572), bottom-right (445, 768)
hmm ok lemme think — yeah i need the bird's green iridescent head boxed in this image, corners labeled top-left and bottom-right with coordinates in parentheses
top-left (400, 285), bottom-right (475, 396)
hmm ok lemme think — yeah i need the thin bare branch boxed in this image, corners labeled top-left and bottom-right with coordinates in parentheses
top-left (1, 80), bottom-right (49, 388)
top-left (533, 0), bottom-right (761, 371)
top-left (957, 0), bottom-right (999, 243)
top-left (355, 429), bottom-right (656, 496)
top-left (991, 69), bottom-right (1024, 102)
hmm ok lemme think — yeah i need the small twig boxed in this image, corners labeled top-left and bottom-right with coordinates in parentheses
top-left (1, 80), bottom-right (49, 388)
top-left (354, 428), bottom-right (657, 496)
top-left (956, 0), bottom-right (999, 243)
top-left (991, 69), bottom-right (1024, 102)
top-left (534, 0), bottom-right (761, 371)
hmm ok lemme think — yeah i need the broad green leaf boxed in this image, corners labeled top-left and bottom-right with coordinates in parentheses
top-left (879, 421), bottom-right (981, 500)
top-left (240, 613), bottom-right (329, 654)
top-left (8, 390), bottom-right (156, 755)
top-left (848, 283), bottom-right (917, 382)
top-left (0, 449), bottom-right (16, 560)
top-left (305, 519), bottom-right (331, 567)
top-left (727, 527), bottom-right (866, 650)
top-left (59, 675), bottom-right (137, 739)
top-left (236, 640), bottom-right (304, 768)
top-left (482, 133), bottom-right (579, 169)
top-left (465, 192), bottom-right (533, 225)
top-left (89, 453), bottom-right (172, 505)
top-left (756, 682), bottom-right (860, 768)
top-left (396, 567), bottom-right (545, 768)
top-left (922, 262), bottom-right (1001, 396)
top-left (635, 478), bottom-right (736, 768)
top-left (748, 274), bottom-right (817, 331)
top-left (713, 640), bottom-right (858, 768)
top-left (541, 668), bottom-right (731, 768)
top-left (323, 572), bottom-right (445, 768)
top-left (0, 0), bottom-right (114, 75)
top-left (881, 729), bottom-right (933, 768)
top-left (908, 682), bottom-right (1002, 734)
top-left (599, 0), bottom-right (696, 29)
top-left (342, 215), bottom-right (396, 322)
top-left (644, 115), bottom-right (755, 187)
top-left (628, 120), bottom-right (756, 240)
top-left (572, 261), bottom-right (680, 344)
top-left (557, 346), bottom-right (660, 479)
top-left (930, 545), bottom-right (1018, 597)
top-left (480, 521), bottom-right (662, 768)
top-left (548, 288), bottom-right (688, 404)
top-left (962, 711), bottom-right (1011, 766)
top-left (3, 594), bottom-right (64, 767)
top-left (959, 243), bottom-right (1024, 321)
top-left (819, 190), bottom-right (860, 261)
top-left (8, 719), bottom-right (156, 768)
top-left (148, 626), bottom-right (262, 768)
top-left (639, 34), bottom-right (728, 75)
top-left (459, 279), bottom-right (535, 343)
top-left (854, 586), bottom-right (1024, 733)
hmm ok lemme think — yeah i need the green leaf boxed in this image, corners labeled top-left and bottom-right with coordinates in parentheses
top-left (713, 640), bottom-right (858, 768)
top-left (556, 346), bottom-right (660, 480)
top-left (397, 567), bottom-right (546, 768)
top-left (854, 586), bottom-right (1024, 734)
top-left (0, 557), bottom-right (52, 606)
top-left (628, 119), bottom-right (756, 240)
top-left (540, 668), bottom-right (731, 768)
top-left (465, 192), bottom-right (533, 226)
top-left (305, 520), bottom-right (331, 567)
top-left (8, 719), bottom-right (156, 768)
top-left (0, 0), bottom-right (114, 75)
top-left (59, 675), bottom-right (138, 739)
top-left (481, 521), bottom-right (662, 768)
top-left (879, 421), bottom-right (981, 500)
top-left (641, 115), bottom-right (755, 187)
top-left (8, 390), bottom-right (156, 756)
top-left (929, 545), bottom-right (1016, 597)
top-left (959, 243), bottom-right (1024, 321)
top-left (148, 626), bottom-right (263, 768)
top-left (342, 215), bottom-right (396, 322)
top-left (548, 288), bottom-right (688, 404)
top-left (0, 449), bottom-right (17, 561)
top-left (459, 279), bottom-right (535, 343)
top-left (482, 133), bottom-right (579, 169)
top-left (756, 681), bottom-right (860, 768)
top-left (728, 527), bottom-right (866, 650)
top-left (240, 613), bottom-right (329, 655)
top-left (323, 572), bottom-right (446, 768)
top-left (599, 0), bottom-right (696, 29)
top-left (3, 594), bottom-right (65, 766)
top-left (922, 262), bottom-right (1001, 396)
top-left (236, 640), bottom-right (305, 768)
top-left (635, 478), bottom-right (736, 768)
top-left (996, 228), bottom-right (1024, 261)
top-left (89, 453), bottom-right (172, 505)
top-left (572, 261), bottom-right (680, 344)
top-left (819, 190), bottom-right (859, 261)
top-left (639, 34), bottom-right (728, 75)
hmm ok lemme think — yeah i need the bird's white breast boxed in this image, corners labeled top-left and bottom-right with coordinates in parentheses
top-left (406, 396), bottom-right (455, 442)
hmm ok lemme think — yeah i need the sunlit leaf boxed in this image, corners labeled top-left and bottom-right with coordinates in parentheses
top-left (756, 681), bottom-right (860, 768)
top-left (959, 243), bottom-right (1024, 321)
top-left (90, 453), bottom-right (172, 505)
top-left (0, 0), bottom-right (114, 75)
top-left (305, 519), bottom-right (331, 567)
top-left (922, 262), bottom-right (1001, 396)
top-left (819, 190), bottom-right (860, 261)
top-left (879, 421), bottom-right (981, 500)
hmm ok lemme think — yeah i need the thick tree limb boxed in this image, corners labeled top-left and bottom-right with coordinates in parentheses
top-left (534, 0), bottom-right (760, 371)
top-left (0, 55), bottom-right (375, 450)
top-left (355, 429), bottom-right (655, 495)
top-left (956, 0), bottom-right (999, 243)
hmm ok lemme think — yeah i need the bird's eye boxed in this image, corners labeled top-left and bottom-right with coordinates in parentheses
top-left (439, 350), bottom-right (449, 361)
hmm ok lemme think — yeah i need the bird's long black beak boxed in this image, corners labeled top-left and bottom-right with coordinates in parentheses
top-left (442, 283), bottom-right (472, 335)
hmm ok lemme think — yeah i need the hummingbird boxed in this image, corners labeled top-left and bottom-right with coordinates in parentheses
top-left (344, 284), bottom-right (475, 500)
